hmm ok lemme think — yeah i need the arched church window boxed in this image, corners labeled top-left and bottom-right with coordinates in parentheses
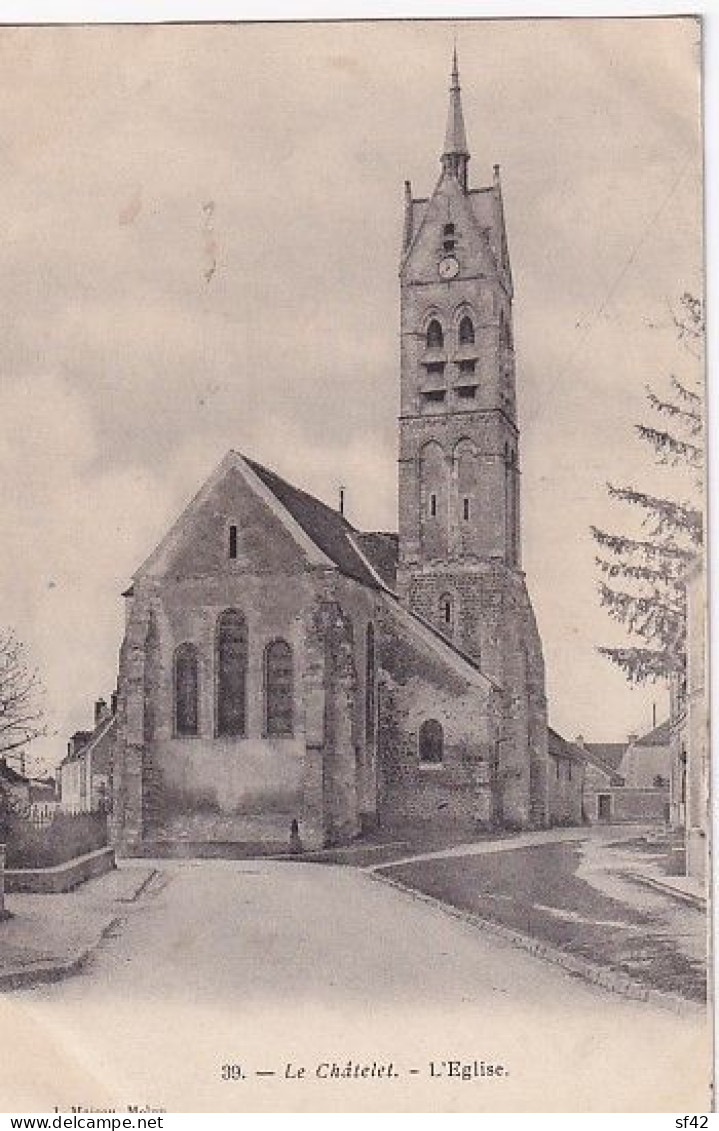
top-left (458, 315), bottom-right (475, 346)
top-left (430, 493), bottom-right (437, 518)
top-left (426, 319), bottom-right (444, 349)
top-left (264, 639), bottom-right (293, 737)
top-left (217, 609), bottom-right (248, 737)
top-left (365, 623), bottom-right (376, 744)
top-left (228, 524), bottom-right (238, 560)
top-left (174, 643), bottom-right (199, 737)
top-left (419, 719), bottom-right (444, 764)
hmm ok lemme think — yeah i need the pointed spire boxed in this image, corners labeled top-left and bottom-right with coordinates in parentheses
top-left (442, 45), bottom-right (470, 189)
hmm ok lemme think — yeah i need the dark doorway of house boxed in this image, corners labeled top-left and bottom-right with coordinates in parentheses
top-left (597, 794), bottom-right (612, 822)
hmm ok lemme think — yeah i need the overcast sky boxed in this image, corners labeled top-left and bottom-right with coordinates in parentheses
top-left (0, 17), bottom-right (703, 771)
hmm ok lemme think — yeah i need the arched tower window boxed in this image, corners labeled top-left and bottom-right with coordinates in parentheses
top-left (454, 439), bottom-right (478, 553)
top-left (426, 319), bottom-right (444, 349)
top-left (264, 639), bottom-right (293, 737)
top-left (419, 441), bottom-right (448, 558)
top-left (365, 623), bottom-right (376, 744)
top-left (419, 719), bottom-right (444, 764)
top-left (216, 610), bottom-right (248, 737)
top-left (458, 315), bottom-right (475, 346)
top-left (174, 643), bottom-right (199, 737)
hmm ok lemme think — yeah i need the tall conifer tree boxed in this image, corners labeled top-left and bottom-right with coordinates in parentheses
top-left (591, 294), bottom-right (705, 684)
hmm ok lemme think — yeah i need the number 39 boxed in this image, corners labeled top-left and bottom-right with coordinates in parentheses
top-left (221, 1064), bottom-right (244, 1081)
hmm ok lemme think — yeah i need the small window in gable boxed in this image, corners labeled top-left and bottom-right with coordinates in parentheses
top-left (426, 319), bottom-right (444, 349)
top-left (463, 497), bottom-right (470, 521)
top-left (429, 493), bottom-right (437, 518)
top-left (228, 524), bottom-right (238, 560)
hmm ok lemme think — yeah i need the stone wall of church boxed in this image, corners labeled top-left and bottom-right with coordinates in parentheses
top-left (112, 556), bottom-right (384, 854)
top-left (396, 562), bottom-right (549, 828)
top-left (376, 599), bottom-right (501, 833)
top-left (301, 574), bottom-right (384, 846)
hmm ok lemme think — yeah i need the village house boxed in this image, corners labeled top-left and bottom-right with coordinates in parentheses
top-left (577, 721), bottom-right (671, 824)
top-left (59, 697), bottom-right (116, 814)
top-left (547, 730), bottom-right (585, 825)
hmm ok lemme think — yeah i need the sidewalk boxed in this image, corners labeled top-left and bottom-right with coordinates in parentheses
top-left (624, 868), bottom-right (707, 910)
top-left (0, 862), bottom-right (157, 990)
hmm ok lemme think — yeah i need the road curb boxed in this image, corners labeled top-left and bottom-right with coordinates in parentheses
top-left (0, 866), bottom-right (161, 993)
top-left (623, 871), bottom-right (706, 911)
top-left (0, 916), bottom-right (122, 992)
top-left (370, 870), bottom-right (704, 1018)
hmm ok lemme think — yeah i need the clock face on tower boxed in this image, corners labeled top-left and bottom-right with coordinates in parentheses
top-left (438, 255), bottom-right (460, 280)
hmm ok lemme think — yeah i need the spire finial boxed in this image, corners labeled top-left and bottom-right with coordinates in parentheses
top-left (442, 44), bottom-right (470, 189)
top-left (451, 41), bottom-right (459, 88)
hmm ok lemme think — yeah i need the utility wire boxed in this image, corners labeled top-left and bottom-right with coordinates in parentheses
top-left (555, 160), bottom-right (694, 382)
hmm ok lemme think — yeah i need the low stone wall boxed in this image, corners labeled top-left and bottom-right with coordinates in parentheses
top-left (4, 846), bottom-right (115, 894)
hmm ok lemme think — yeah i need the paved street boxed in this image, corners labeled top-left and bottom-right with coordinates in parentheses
top-left (0, 856), bottom-right (710, 1112)
top-left (383, 829), bottom-right (707, 1001)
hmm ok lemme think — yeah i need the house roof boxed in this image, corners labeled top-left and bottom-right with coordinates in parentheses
top-left (634, 719), bottom-right (670, 747)
top-left (580, 742), bottom-right (626, 785)
top-left (0, 758), bottom-right (29, 786)
top-left (583, 742), bottom-right (626, 771)
top-left (62, 714), bottom-right (117, 767)
top-left (548, 728), bottom-right (585, 763)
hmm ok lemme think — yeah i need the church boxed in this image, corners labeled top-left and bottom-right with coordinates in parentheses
top-left (111, 53), bottom-right (582, 855)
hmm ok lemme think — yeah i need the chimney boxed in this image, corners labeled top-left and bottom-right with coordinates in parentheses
top-left (339, 486), bottom-right (345, 517)
top-left (628, 733), bottom-right (638, 746)
top-left (574, 734), bottom-right (585, 747)
top-left (94, 698), bottom-right (108, 727)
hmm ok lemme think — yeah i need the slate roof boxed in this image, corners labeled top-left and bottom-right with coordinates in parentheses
top-left (0, 758), bottom-right (29, 786)
top-left (583, 742), bottom-right (626, 771)
top-left (634, 719), bottom-right (670, 747)
top-left (246, 457), bottom-right (386, 590)
top-left (355, 532), bottom-right (399, 588)
top-left (62, 715), bottom-right (117, 767)
top-left (548, 728), bottom-right (585, 763)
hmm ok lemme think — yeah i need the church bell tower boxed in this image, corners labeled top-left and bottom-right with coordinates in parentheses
top-left (397, 51), bottom-right (549, 828)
